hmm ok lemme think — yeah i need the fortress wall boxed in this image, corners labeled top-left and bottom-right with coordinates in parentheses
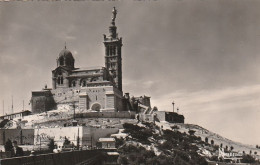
top-left (76, 111), bottom-right (136, 119)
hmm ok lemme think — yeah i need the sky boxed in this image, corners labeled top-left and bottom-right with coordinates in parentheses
top-left (0, 0), bottom-right (260, 145)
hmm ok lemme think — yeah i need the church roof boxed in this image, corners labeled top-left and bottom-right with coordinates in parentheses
top-left (58, 49), bottom-right (74, 60)
top-left (73, 66), bottom-right (104, 72)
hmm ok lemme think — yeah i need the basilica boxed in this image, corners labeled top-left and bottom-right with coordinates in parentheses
top-left (31, 7), bottom-right (125, 113)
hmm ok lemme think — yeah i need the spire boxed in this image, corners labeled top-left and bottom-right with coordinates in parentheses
top-left (109, 7), bottom-right (118, 39)
top-left (111, 7), bottom-right (117, 26)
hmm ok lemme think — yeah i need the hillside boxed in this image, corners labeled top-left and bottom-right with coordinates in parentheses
top-left (156, 122), bottom-right (260, 156)
top-left (115, 122), bottom-right (260, 165)
top-left (2, 109), bottom-right (260, 164)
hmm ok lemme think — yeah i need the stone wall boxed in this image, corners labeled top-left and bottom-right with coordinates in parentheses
top-left (155, 111), bottom-right (166, 122)
top-left (52, 86), bottom-right (123, 112)
top-left (34, 126), bottom-right (119, 147)
top-left (76, 111), bottom-right (136, 119)
top-left (0, 129), bottom-right (34, 145)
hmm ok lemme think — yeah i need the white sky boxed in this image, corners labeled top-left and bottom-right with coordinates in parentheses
top-left (0, 0), bottom-right (260, 145)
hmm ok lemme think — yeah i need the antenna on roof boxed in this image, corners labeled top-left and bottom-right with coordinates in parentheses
top-left (2, 100), bottom-right (4, 116)
top-left (11, 95), bottom-right (13, 114)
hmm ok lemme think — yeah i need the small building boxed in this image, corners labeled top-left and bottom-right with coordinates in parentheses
top-left (0, 110), bottom-right (32, 120)
top-left (96, 138), bottom-right (116, 149)
top-left (218, 147), bottom-right (243, 163)
top-left (104, 152), bottom-right (120, 165)
top-left (155, 111), bottom-right (184, 123)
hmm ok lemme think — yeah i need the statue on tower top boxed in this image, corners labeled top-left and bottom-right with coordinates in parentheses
top-left (111, 7), bottom-right (117, 25)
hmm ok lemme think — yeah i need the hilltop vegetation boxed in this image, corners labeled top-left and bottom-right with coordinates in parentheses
top-left (116, 122), bottom-right (208, 165)
top-left (115, 122), bottom-right (259, 165)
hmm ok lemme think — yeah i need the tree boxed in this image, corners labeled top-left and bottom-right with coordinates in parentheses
top-left (220, 143), bottom-right (223, 148)
top-left (48, 138), bottom-right (55, 151)
top-left (256, 145), bottom-right (259, 149)
top-left (152, 106), bottom-right (158, 111)
top-left (250, 150), bottom-right (252, 155)
top-left (205, 137), bottom-right (208, 143)
top-left (241, 154), bottom-right (256, 163)
top-left (171, 125), bottom-right (179, 131)
top-left (210, 139), bottom-right (214, 145)
top-left (254, 151), bottom-right (257, 155)
top-left (230, 146), bottom-right (234, 151)
top-left (225, 145), bottom-right (228, 151)
top-left (4, 139), bottom-right (13, 152)
top-left (115, 137), bottom-right (125, 148)
top-left (188, 130), bottom-right (196, 136)
top-left (63, 137), bottom-right (71, 146)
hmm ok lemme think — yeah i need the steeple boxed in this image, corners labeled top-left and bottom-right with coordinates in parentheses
top-left (104, 7), bottom-right (123, 92)
top-left (109, 7), bottom-right (118, 39)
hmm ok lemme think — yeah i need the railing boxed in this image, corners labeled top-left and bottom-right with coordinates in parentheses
top-left (0, 150), bottom-right (102, 165)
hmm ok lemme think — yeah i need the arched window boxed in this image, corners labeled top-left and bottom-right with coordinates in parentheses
top-left (71, 80), bottom-right (76, 87)
top-left (57, 77), bottom-right (60, 84)
top-left (57, 72), bottom-right (63, 85)
top-left (112, 46), bottom-right (116, 54)
top-left (59, 57), bottom-right (64, 66)
top-left (91, 103), bottom-right (101, 111)
top-left (81, 80), bottom-right (86, 87)
top-left (109, 46), bottom-right (112, 55)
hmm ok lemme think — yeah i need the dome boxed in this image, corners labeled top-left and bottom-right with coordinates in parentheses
top-left (57, 47), bottom-right (75, 69)
top-left (59, 49), bottom-right (74, 59)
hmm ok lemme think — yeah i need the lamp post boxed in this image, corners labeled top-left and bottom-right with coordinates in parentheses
top-left (71, 101), bottom-right (78, 126)
top-left (77, 127), bottom-right (80, 150)
top-left (172, 101), bottom-right (175, 112)
top-left (73, 101), bottom-right (75, 120)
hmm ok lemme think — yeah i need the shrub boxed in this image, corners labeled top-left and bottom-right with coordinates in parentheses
top-left (188, 130), bottom-right (196, 136)
top-left (241, 154), bottom-right (256, 163)
top-left (171, 125), bottom-right (179, 131)
top-left (4, 139), bottom-right (13, 152)
top-left (48, 138), bottom-right (55, 151)
top-left (63, 136), bottom-right (71, 146)
top-left (115, 137), bottom-right (124, 148)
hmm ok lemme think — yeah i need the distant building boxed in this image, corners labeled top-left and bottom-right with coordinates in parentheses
top-left (104, 152), bottom-right (120, 165)
top-left (0, 110), bottom-right (32, 120)
top-left (218, 147), bottom-right (243, 163)
top-left (96, 138), bottom-right (116, 149)
top-left (155, 111), bottom-right (184, 123)
top-left (31, 7), bottom-right (124, 114)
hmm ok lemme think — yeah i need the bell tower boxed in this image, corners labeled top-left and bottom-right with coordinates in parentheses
top-left (104, 7), bottom-right (123, 92)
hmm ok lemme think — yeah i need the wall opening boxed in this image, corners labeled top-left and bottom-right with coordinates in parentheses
top-left (91, 103), bottom-right (101, 111)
